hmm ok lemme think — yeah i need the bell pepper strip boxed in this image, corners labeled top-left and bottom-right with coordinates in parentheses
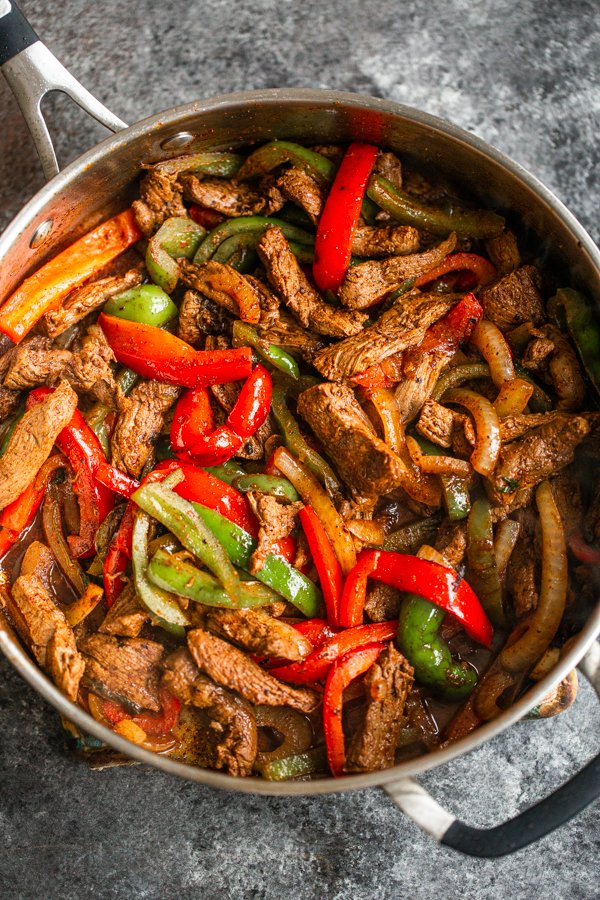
top-left (0, 208), bottom-right (141, 344)
top-left (170, 387), bottom-right (214, 456)
top-left (191, 503), bottom-right (322, 617)
top-left (211, 233), bottom-right (260, 274)
top-left (298, 505), bottom-right (343, 626)
top-left (414, 253), bottom-right (496, 290)
top-left (411, 436), bottom-right (471, 521)
top-left (226, 364), bottom-right (272, 437)
top-left (145, 217), bottom-right (207, 294)
top-left (312, 143), bottom-right (378, 294)
top-left (232, 320), bottom-right (300, 379)
top-left (101, 685), bottom-right (181, 737)
top-left (103, 503), bottom-right (136, 607)
top-left (192, 216), bottom-right (314, 265)
top-left (94, 461), bottom-right (140, 498)
top-left (366, 174), bottom-right (505, 239)
top-left (261, 746), bottom-right (328, 781)
top-left (432, 362), bottom-right (491, 401)
top-left (397, 595), bottom-right (478, 701)
top-left (324, 644), bottom-right (386, 776)
top-left (351, 353), bottom-right (404, 390)
top-left (568, 532), bottom-right (600, 567)
top-left (103, 284), bottom-right (178, 326)
top-left (131, 510), bottom-right (189, 635)
top-left (269, 621), bottom-right (397, 684)
top-left (156, 150), bottom-right (244, 178)
top-left (552, 288), bottom-right (600, 397)
top-left (466, 498), bottom-right (506, 628)
top-left (233, 474), bottom-right (300, 503)
top-left (99, 313), bottom-right (253, 387)
top-left (237, 141), bottom-right (336, 184)
top-left (189, 205), bottom-right (226, 230)
top-left (204, 460), bottom-right (247, 486)
top-left (0, 477), bottom-right (48, 560)
top-left (512, 363), bottom-right (553, 413)
top-left (292, 618), bottom-right (341, 649)
top-left (338, 550), bottom-right (493, 646)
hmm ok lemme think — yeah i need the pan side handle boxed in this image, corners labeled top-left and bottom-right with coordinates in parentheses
top-left (0, 1), bottom-right (126, 180)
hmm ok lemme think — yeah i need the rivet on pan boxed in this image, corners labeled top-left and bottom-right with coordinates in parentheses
top-left (30, 219), bottom-right (53, 249)
top-left (161, 132), bottom-right (195, 151)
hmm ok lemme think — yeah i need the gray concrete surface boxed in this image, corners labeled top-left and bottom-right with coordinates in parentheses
top-left (0, 1), bottom-right (599, 897)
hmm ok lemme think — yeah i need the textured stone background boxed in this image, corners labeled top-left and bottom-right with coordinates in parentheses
top-left (0, 1), bottom-right (599, 897)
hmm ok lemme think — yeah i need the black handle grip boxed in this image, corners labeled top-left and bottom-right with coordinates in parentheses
top-left (441, 751), bottom-right (600, 857)
top-left (0, 1), bottom-right (38, 67)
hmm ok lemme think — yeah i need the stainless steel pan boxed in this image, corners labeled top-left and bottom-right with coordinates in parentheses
top-left (1, 0), bottom-right (599, 858)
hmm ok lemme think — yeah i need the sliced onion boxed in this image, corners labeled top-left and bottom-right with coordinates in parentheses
top-left (494, 378), bottom-right (534, 417)
top-left (113, 719), bottom-right (148, 745)
top-left (345, 519), bottom-right (386, 547)
top-left (471, 320), bottom-right (515, 387)
top-left (63, 583), bottom-right (104, 627)
top-left (443, 388), bottom-right (501, 476)
top-left (406, 436), bottom-right (472, 478)
top-left (473, 669), bottom-right (517, 721)
top-left (254, 705), bottom-right (313, 772)
top-left (42, 482), bottom-right (88, 596)
top-left (369, 388), bottom-right (405, 454)
top-left (493, 518), bottom-right (520, 576)
top-left (501, 480), bottom-right (568, 673)
top-left (416, 544), bottom-right (449, 566)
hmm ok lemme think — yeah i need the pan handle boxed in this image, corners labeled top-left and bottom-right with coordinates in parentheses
top-left (0, 0), bottom-right (126, 180)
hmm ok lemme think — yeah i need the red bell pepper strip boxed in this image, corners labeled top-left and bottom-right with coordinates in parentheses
top-left (170, 387), bottom-right (214, 455)
top-left (312, 142), bottom-right (378, 293)
top-left (95, 462), bottom-right (140, 498)
top-left (101, 686), bottom-right (181, 737)
top-left (0, 209), bottom-right (141, 344)
top-left (351, 352), bottom-right (404, 390)
top-left (182, 425), bottom-right (244, 467)
top-left (99, 313), bottom-right (253, 387)
top-left (414, 253), bottom-right (496, 290)
top-left (189, 205), bottom-right (226, 230)
top-left (324, 644), bottom-right (385, 776)
top-left (292, 618), bottom-right (341, 648)
top-left (270, 620), bottom-right (397, 684)
top-left (568, 532), bottom-right (600, 566)
top-left (0, 479), bottom-right (48, 560)
top-left (338, 549), bottom-right (493, 647)
top-left (226, 364), bottom-right (272, 438)
top-left (299, 505), bottom-right (343, 626)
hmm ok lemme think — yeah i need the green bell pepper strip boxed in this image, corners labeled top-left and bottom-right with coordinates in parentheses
top-left (148, 548), bottom-right (281, 608)
top-left (232, 320), bottom-right (300, 379)
top-left (397, 594), bottom-right (478, 700)
top-left (212, 232), bottom-right (259, 265)
top-left (260, 746), bottom-right (327, 781)
top-left (237, 141), bottom-right (336, 184)
top-left (155, 150), bottom-right (244, 178)
top-left (412, 436), bottom-right (471, 521)
top-left (193, 216), bottom-right (314, 265)
top-left (552, 288), bottom-right (600, 397)
top-left (505, 322), bottom-right (535, 355)
top-left (104, 284), bottom-right (178, 327)
top-left (466, 497), bottom-right (506, 628)
top-left (383, 515), bottom-right (442, 554)
top-left (85, 367), bottom-right (138, 456)
top-left (278, 203), bottom-right (315, 229)
top-left (191, 503), bottom-right (322, 617)
top-left (145, 217), bottom-right (207, 293)
top-left (203, 461), bottom-right (247, 485)
top-left (512, 363), bottom-right (553, 412)
top-left (131, 510), bottom-right (189, 635)
top-left (367, 174), bottom-right (505, 238)
top-left (233, 474), bottom-right (300, 502)
top-left (0, 405), bottom-right (25, 458)
top-left (271, 380), bottom-right (342, 497)
top-left (132, 481), bottom-right (241, 603)
top-left (432, 362), bottom-right (491, 400)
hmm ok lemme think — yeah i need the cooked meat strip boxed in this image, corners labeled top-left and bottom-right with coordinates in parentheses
top-left (297, 382), bottom-right (406, 498)
top-left (484, 230), bottom-right (521, 275)
top-left (205, 608), bottom-right (312, 661)
top-left (187, 629), bottom-right (319, 712)
top-left (498, 412), bottom-right (559, 443)
top-left (351, 224), bottom-right (420, 259)
top-left (180, 173), bottom-right (283, 217)
top-left (416, 399), bottom-right (458, 448)
top-left (478, 265), bottom-right (545, 330)
top-left (312, 293), bottom-right (453, 380)
top-left (506, 508), bottom-right (539, 618)
top-left (179, 260), bottom-right (262, 325)
top-left (374, 150), bottom-right (403, 190)
top-left (488, 414), bottom-right (589, 505)
top-left (61, 325), bottom-right (119, 405)
top-left (111, 380), bottom-right (180, 478)
top-left (246, 492), bottom-right (303, 573)
top-left (9, 574), bottom-right (84, 701)
top-left (162, 648), bottom-right (257, 777)
top-left (20, 541), bottom-right (56, 594)
top-left (0, 385), bottom-right (20, 419)
top-left (345, 646), bottom-right (414, 773)
top-left (521, 332), bottom-right (554, 368)
top-left (0, 379), bottom-right (77, 511)
top-left (434, 520), bottom-right (468, 568)
top-left (132, 168), bottom-right (187, 236)
top-left (395, 350), bottom-right (453, 424)
top-left (80, 634), bottom-right (164, 712)
top-left (338, 234), bottom-right (457, 309)
top-left (549, 466), bottom-right (582, 541)
top-left (3, 336), bottom-right (71, 390)
top-left (244, 274), bottom-right (281, 327)
top-left (44, 266), bottom-right (144, 338)
top-left (257, 312), bottom-right (326, 363)
top-left (177, 289), bottom-right (232, 345)
top-left (98, 584), bottom-right (149, 637)
top-left (364, 582), bottom-right (401, 622)
top-left (276, 168), bottom-right (325, 224)
top-left (522, 325), bottom-right (586, 411)
top-left (257, 227), bottom-right (367, 338)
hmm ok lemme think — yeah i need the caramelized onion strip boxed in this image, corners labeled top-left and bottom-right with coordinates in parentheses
top-left (443, 388), bottom-right (501, 476)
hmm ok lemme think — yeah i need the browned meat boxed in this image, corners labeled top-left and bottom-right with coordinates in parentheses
top-left (506, 508), bottom-right (539, 618)
top-left (434, 520), bottom-right (468, 568)
top-left (162, 648), bottom-right (257, 776)
top-left (395, 351), bottom-right (453, 424)
top-left (374, 151), bottom-right (403, 190)
top-left (3, 336), bottom-right (71, 390)
top-left (244, 275), bottom-right (281, 327)
top-left (364, 582), bottom-right (401, 622)
top-left (257, 312), bottom-right (326, 363)
top-left (179, 260), bottom-right (262, 325)
top-left (0, 379), bottom-right (77, 511)
top-left (246, 492), bottom-right (303, 573)
top-left (478, 265), bottom-right (545, 330)
top-left (351, 225), bottom-right (420, 259)
top-left (345, 646), bottom-right (414, 773)
top-left (20, 541), bottom-right (56, 594)
top-left (338, 234), bottom-right (457, 309)
top-left (549, 466), bottom-right (582, 541)
top-left (111, 380), bottom-right (180, 478)
top-left (416, 399), bottom-right (457, 448)
top-left (98, 584), bottom-right (149, 637)
top-left (257, 227), bottom-right (367, 338)
top-left (9, 574), bottom-right (84, 701)
top-left (62, 325), bottom-right (119, 405)
top-left (80, 634), bottom-right (164, 712)
top-left (484, 230), bottom-right (521, 275)
top-left (312, 293), bottom-right (453, 380)
top-left (180, 173), bottom-right (282, 217)
top-left (276, 168), bottom-right (324, 224)
top-left (206, 608), bottom-right (312, 661)
top-left (521, 332), bottom-right (554, 368)
top-left (523, 325), bottom-right (586, 411)
top-left (187, 629), bottom-right (319, 712)
top-left (297, 382), bottom-right (405, 498)
top-left (499, 412), bottom-right (559, 443)
top-left (44, 266), bottom-right (144, 338)
top-left (132, 169), bottom-right (187, 236)
top-left (0, 385), bottom-right (20, 419)
top-left (177, 290), bottom-right (232, 345)
top-left (488, 414), bottom-right (589, 505)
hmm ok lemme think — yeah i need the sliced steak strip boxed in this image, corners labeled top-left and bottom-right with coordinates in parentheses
top-left (257, 312), bottom-right (326, 363)
top-left (162, 648), bottom-right (257, 777)
top-left (20, 541), bottom-right (56, 594)
top-left (297, 382), bottom-right (406, 498)
top-left (246, 492), bottom-right (303, 573)
top-left (187, 629), bottom-right (319, 712)
top-left (177, 290), bottom-right (232, 345)
top-left (3, 336), bottom-right (72, 390)
top-left (111, 380), bottom-right (181, 478)
top-left (478, 265), bottom-right (544, 331)
top-left (498, 412), bottom-right (559, 443)
top-left (9, 574), bottom-right (84, 701)
top-left (180, 260), bottom-right (262, 325)
top-left (257, 227), bottom-right (367, 338)
top-left (416, 399), bottom-right (458, 448)
top-left (98, 584), bottom-right (149, 637)
top-left (132, 168), bottom-right (187, 236)
top-left (338, 234), bottom-right (457, 309)
top-left (276, 168), bottom-right (325, 224)
top-left (181, 173), bottom-right (282, 217)
top-left (345, 646), bottom-right (414, 773)
top-left (0, 379), bottom-right (78, 511)
top-left (206, 608), bottom-right (312, 661)
top-left (0, 385), bottom-right (20, 419)
top-left (80, 634), bottom-right (164, 712)
top-left (312, 293), bottom-right (453, 381)
top-left (523, 324), bottom-right (585, 411)
top-left (374, 150), bottom-right (403, 190)
top-left (484, 230), bottom-right (521, 275)
top-left (364, 582), bottom-right (401, 623)
top-left (44, 266), bottom-right (144, 338)
top-left (62, 325), bottom-right (119, 405)
top-left (351, 225), bottom-right (420, 259)
top-left (506, 508), bottom-right (539, 618)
